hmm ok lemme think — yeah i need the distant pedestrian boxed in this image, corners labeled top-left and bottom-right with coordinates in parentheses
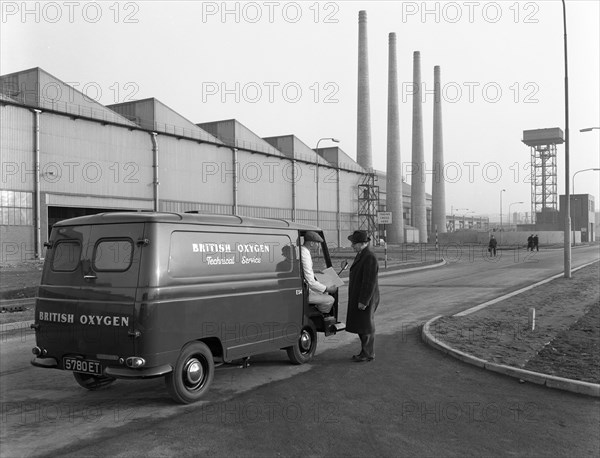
top-left (488, 235), bottom-right (498, 257)
top-left (527, 234), bottom-right (534, 251)
top-left (533, 234), bottom-right (539, 252)
top-left (346, 230), bottom-right (380, 363)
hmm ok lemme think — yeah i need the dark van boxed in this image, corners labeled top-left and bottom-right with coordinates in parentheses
top-left (31, 212), bottom-right (345, 403)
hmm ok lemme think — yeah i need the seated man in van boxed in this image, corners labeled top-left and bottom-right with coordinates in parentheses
top-left (300, 231), bottom-right (337, 314)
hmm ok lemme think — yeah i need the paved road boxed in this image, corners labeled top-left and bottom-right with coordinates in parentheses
top-left (1, 245), bottom-right (598, 457)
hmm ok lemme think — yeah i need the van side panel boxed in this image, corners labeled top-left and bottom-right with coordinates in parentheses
top-left (133, 224), bottom-right (303, 364)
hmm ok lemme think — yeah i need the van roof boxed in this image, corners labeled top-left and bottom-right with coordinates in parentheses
top-left (52, 212), bottom-right (322, 231)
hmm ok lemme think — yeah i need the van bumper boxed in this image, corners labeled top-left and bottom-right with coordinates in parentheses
top-left (31, 357), bottom-right (58, 368)
top-left (105, 364), bottom-right (172, 379)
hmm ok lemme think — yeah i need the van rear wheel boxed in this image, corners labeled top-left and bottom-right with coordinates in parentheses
top-left (165, 341), bottom-right (214, 404)
top-left (73, 372), bottom-right (116, 390)
top-left (286, 323), bottom-right (317, 364)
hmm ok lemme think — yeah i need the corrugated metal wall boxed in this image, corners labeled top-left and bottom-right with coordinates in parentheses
top-left (1, 105), bottom-right (34, 192)
top-left (40, 114), bottom-right (153, 199)
top-left (294, 162), bottom-right (317, 209)
top-left (236, 153), bottom-right (291, 208)
top-left (317, 166), bottom-right (338, 212)
top-left (339, 171), bottom-right (362, 213)
top-left (159, 136), bottom-right (232, 204)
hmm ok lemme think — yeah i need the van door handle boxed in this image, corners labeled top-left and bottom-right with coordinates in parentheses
top-left (84, 274), bottom-right (97, 280)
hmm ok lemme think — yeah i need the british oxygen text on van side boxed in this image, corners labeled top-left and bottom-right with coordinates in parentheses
top-left (38, 312), bottom-right (129, 327)
top-left (192, 243), bottom-right (232, 253)
top-left (192, 243), bottom-right (271, 253)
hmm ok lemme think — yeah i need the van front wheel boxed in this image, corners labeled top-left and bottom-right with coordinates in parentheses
top-left (286, 323), bottom-right (317, 364)
top-left (166, 341), bottom-right (214, 404)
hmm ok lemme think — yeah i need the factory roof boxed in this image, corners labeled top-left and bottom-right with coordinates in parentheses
top-left (0, 67), bottom-right (137, 126)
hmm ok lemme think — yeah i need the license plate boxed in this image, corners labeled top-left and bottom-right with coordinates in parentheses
top-left (63, 357), bottom-right (102, 375)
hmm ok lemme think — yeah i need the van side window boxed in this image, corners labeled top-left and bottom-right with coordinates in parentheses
top-left (93, 239), bottom-right (133, 272)
top-left (52, 240), bottom-right (81, 272)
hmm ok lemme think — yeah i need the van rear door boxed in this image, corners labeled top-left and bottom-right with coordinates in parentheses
top-left (36, 223), bottom-right (144, 367)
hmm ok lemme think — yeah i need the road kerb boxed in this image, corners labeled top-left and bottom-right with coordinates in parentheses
top-left (422, 315), bottom-right (600, 398)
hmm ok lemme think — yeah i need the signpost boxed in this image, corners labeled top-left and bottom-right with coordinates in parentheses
top-left (378, 212), bottom-right (392, 269)
top-left (378, 212), bottom-right (392, 225)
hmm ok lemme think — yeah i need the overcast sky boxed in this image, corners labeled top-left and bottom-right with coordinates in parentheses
top-left (2, 0), bottom-right (599, 219)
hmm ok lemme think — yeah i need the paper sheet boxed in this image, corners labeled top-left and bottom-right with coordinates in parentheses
top-left (316, 267), bottom-right (345, 287)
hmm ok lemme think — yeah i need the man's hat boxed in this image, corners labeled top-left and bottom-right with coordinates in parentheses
top-left (304, 231), bottom-right (324, 242)
top-left (348, 230), bottom-right (371, 243)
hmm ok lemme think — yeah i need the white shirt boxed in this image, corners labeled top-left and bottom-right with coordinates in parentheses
top-left (300, 245), bottom-right (327, 293)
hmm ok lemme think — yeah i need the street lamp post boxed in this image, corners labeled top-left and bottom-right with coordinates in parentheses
top-left (572, 168), bottom-right (600, 194)
top-left (561, 0), bottom-right (571, 278)
top-left (499, 189), bottom-right (506, 229)
top-left (315, 137), bottom-right (339, 227)
top-left (508, 201), bottom-right (524, 227)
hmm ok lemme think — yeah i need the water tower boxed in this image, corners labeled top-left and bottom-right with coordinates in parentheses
top-left (522, 128), bottom-right (564, 228)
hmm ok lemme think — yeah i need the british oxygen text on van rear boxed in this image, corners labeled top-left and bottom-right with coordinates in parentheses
top-left (38, 312), bottom-right (129, 327)
top-left (79, 315), bottom-right (129, 326)
top-left (38, 312), bottom-right (74, 323)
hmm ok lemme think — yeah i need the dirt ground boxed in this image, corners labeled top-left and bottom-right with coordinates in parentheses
top-left (431, 261), bottom-right (600, 384)
top-left (0, 260), bottom-right (44, 299)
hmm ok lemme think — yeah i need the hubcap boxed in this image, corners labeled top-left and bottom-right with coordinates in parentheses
top-left (184, 358), bottom-right (204, 387)
top-left (299, 330), bottom-right (312, 353)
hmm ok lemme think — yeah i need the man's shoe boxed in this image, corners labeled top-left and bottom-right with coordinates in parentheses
top-left (352, 355), bottom-right (373, 362)
top-left (351, 354), bottom-right (364, 361)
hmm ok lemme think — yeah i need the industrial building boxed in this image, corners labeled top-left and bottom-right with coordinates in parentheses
top-left (0, 67), bottom-right (438, 260)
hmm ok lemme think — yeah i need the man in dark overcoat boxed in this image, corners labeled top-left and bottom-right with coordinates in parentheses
top-left (346, 230), bottom-right (380, 362)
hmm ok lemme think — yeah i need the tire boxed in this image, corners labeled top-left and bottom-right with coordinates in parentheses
top-left (73, 372), bottom-right (116, 390)
top-left (286, 323), bottom-right (317, 365)
top-left (165, 341), bottom-right (214, 404)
